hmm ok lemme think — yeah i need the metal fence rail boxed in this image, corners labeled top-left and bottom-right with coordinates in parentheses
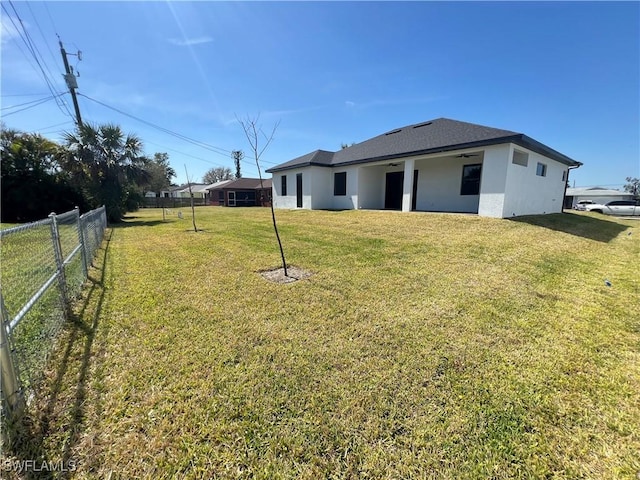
top-left (0, 206), bottom-right (107, 414)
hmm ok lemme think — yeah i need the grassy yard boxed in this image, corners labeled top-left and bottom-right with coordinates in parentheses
top-left (5, 207), bottom-right (639, 479)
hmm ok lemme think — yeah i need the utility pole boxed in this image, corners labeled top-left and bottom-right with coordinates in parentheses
top-left (59, 40), bottom-right (83, 128)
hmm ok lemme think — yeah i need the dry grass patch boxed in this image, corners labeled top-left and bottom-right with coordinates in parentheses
top-left (3, 208), bottom-right (639, 479)
top-left (259, 265), bottom-right (313, 283)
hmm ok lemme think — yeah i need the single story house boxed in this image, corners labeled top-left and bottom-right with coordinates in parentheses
top-left (564, 187), bottom-right (635, 209)
top-left (207, 178), bottom-right (272, 207)
top-left (205, 180), bottom-right (234, 205)
top-left (266, 118), bottom-right (582, 218)
top-left (160, 184), bottom-right (209, 199)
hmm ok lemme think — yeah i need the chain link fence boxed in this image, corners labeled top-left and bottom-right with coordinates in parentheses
top-left (0, 206), bottom-right (107, 416)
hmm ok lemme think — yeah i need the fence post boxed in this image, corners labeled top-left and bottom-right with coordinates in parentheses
top-left (76, 207), bottom-right (89, 279)
top-left (0, 292), bottom-right (23, 413)
top-left (49, 212), bottom-right (69, 318)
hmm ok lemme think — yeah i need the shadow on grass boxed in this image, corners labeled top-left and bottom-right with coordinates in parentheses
top-left (112, 219), bottom-right (168, 229)
top-left (509, 212), bottom-right (630, 243)
top-left (3, 229), bottom-right (112, 479)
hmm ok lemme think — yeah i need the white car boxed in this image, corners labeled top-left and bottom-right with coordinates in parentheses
top-left (584, 200), bottom-right (640, 216)
top-left (574, 200), bottom-right (595, 211)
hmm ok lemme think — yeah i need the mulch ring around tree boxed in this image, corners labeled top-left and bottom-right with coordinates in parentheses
top-left (259, 265), bottom-right (313, 284)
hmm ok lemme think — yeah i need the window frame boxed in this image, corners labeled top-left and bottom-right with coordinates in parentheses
top-left (460, 163), bottom-right (482, 196)
top-left (536, 162), bottom-right (547, 177)
top-left (512, 150), bottom-right (529, 167)
top-left (334, 172), bottom-right (347, 196)
top-left (281, 175), bottom-right (287, 196)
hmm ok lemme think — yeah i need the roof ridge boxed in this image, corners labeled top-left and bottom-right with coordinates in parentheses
top-left (266, 117), bottom-right (577, 173)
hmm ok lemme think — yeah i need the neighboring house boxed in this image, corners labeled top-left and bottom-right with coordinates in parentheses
top-left (159, 185), bottom-right (184, 198)
top-left (208, 178), bottom-right (272, 207)
top-left (206, 180), bottom-right (234, 205)
top-left (173, 183), bottom-right (209, 199)
top-left (151, 184), bottom-right (209, 207)
top-left (266, 117), bottom-right (582, 218)
top-left (564, 187), bottom-right (635, 209)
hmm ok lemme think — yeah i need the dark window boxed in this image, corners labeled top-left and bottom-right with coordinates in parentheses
top-left (334, 172), bottom-right (347, 196)
top-left (296, 173), bottom-right (303, 208)
top-left (607, 200), bottom-right (635, 206)
top-left (562, 170), bottom-right (567, 182)
top-left (536, 162), bottom-right (547, 177)
top-left (281, 175), bottom-right (287, 196)
top-left (461, 164), bottom-right (482, 196)
top-left (218, 191), bottom-right (224, 201)
top-left (237, 191), bottom-right (256, 206)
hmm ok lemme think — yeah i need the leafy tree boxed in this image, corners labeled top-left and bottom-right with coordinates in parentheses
top-left (341, 142), bottom-right (355, 149)
top-left (232, 150), bottom-right (243, 178)
top-left (62, 123), bottom-right (148, 222)
top-left (203, 166), bottom-right (233, 184)
top-left (143, 152), bottom-right (176, 196)
top-left (0, 125), bottom-right (86, 222)
top-left (624, 177), bottom-right (639, 197)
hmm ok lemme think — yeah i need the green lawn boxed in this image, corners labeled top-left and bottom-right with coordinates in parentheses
top-left (5, 207), bottom-right (639, 479)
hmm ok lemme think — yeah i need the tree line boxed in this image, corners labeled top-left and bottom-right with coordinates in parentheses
top-left (1, 123), bottom-right (175, 223)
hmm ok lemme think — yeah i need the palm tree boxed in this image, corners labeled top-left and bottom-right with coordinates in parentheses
top-left (62, 123), bottom-right (148, 222)
top-left (1, 125), bottom-right (85, 221)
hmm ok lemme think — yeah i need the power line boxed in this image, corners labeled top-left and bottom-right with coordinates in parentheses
top-left (1, 95), bottom-right (64, 117)
top-left (43, 1), bottom-right (58, 35)
top-left (2, 1), bottom-right (74, 120)
top-left (144, 139), bottom-right (262, 179)
top-left (1, 93), bottom-right (51, 97)
top-left (1, 93), bottom-right (64, 111)
top-left (33, 120), bottom-right (75, 132)
top-left (26, 1), bottom-right (60, 75)
top-left (77, 93), bottom-right (231, 156)
top-left (77, 93), bottom-right (276, 167)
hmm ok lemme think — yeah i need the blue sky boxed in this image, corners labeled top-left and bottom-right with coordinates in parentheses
top-left (2, 1), bottom-right (638, 188)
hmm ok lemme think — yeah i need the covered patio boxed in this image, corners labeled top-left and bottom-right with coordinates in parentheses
top-left (356, 151), bottom-right (485, 213)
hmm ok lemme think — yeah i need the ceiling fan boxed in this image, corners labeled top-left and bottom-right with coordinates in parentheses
top-left (456, 153), bottom-right (480, 158)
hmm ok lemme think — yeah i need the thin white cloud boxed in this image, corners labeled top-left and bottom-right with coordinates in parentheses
top-left (168, 36), bottom-right (213, 47)
top-left (1, 16), bottom-right (25, 45)
top-left (220, 105), bottom-right (329, 127)
top-left (345, 96), bottom-right (446, 110)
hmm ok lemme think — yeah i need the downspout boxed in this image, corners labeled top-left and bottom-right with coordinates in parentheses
top-left (563, 164), bottom-right (581, 212)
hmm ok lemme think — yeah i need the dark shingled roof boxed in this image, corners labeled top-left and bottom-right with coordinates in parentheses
top-left (266, 118), bottom-right (580, 173)
top-left (219, 177), bottom-right (272, 190)
top-left (266, 149), bottom-right (334, 172)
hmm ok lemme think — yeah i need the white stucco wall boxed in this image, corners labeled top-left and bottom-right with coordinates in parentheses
top-left (273, 142), bottom-right (574, 218)
top-left (358, 165), bottom-right (386, 209)
top-left (414, 156), bottom-right (481, 213)
top-left (477, 144), bottom-right (510, 218)
top-left (272, 167), bottom-right (333, 209)
top-left (272, 172), bottom-right (295, 209)
top-left (502, 145), bottom-right (566, 217)
top-left (310, 167), bottom-right (332, 210)
top-left (329, 167), bottom-right (358, 210)
top-left (272, 169), bottom-right (310, 209)
top-left (360, 163), bottom-right (408, 210)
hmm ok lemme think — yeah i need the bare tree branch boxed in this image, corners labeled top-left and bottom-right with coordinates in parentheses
top-left (237, 114), bottom-right (288, 277)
